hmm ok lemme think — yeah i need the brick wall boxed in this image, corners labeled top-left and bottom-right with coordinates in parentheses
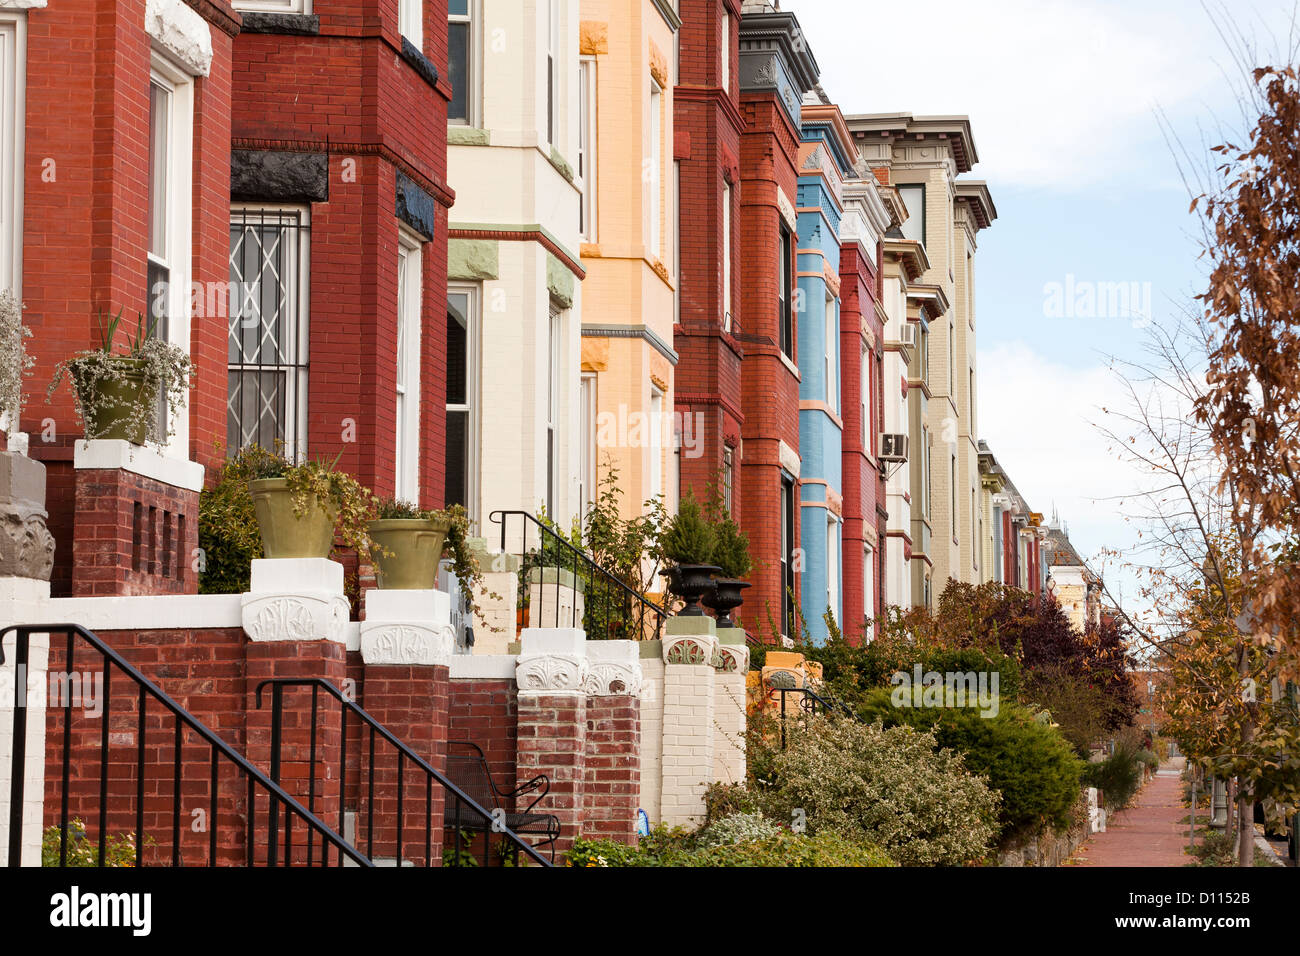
top-left (581, 695), bottom-right (640, 844)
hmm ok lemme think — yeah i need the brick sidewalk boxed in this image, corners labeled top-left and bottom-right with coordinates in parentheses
top-left (1068, 767), bottom-right (1192, 867)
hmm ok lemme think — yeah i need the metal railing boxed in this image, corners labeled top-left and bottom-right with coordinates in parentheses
top-left (490, 509), bottom-right (671, 641)
top-left (768, 684), bottom-right (861, 750)
top-left (255, 678), bottom-right (552, 867)
top-left (1, 624), bottom-right (370, 867)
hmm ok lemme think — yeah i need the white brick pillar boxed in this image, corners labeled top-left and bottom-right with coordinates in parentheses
top-left (469, 544), bottom-right (519, 655)
top-left (660, 617), bottom-right (717, 828)
top-left (712, 627), bottom-right (749, 786)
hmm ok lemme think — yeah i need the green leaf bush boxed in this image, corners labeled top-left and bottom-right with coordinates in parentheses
top-left (565, 824), bottom-right (893, 867)
top-left (661, 489), bottom-right (716, 566)
top-left (857, 688), bottom-right (1083, 837)
top-left (762, 716), bottom-right (999, 866)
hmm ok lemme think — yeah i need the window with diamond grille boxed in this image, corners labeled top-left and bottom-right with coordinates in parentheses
top-left (228, 207), bottom-right (310, 461)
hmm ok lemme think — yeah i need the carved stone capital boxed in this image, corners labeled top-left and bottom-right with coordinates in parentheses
top-left (0, 452), bottom-right (54, 581)
top-left (359, 622), bottom-right (454, 666)
top-left (583, 641), bottom-right (643, 696)
top-left (663, 633), bottom-right (717, 666)
top-left (241, 592), bottom-right (348, 643)
top-left (715, 643), bottom-right (749, 673)
top-left (516, 653), bottom-right (588, 693)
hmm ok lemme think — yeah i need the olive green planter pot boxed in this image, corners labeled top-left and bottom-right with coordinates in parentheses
top-left (249, 478), bottom-right (337, 559)
top-left (72, 358), bottom-right (159, 444)
top-left (368, 516), bottom-right (451, 589)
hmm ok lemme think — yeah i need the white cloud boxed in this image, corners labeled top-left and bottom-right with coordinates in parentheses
top-left (792, 0), bottom-right (1284, 190)
top-left (975, 340), bottom-right (1156, 619)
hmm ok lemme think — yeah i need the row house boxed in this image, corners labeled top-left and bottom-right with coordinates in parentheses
top-left (977, 440), bottom-right (1046, 596)
top-left (11, 0), bottom-right (453, 597)
top-left (837, 172), bottom-right (893, 638)
top-left (444, 0), bottom-right (585, 532)
top-left (578, 0), bottom-right (681, 521)
top-left (793, 89), bottom-right (854, 644)
top-left (847, 113), bottom-right (996, 610)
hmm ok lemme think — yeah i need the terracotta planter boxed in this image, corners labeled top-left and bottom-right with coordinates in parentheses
top-left (367, 516), bottom-right (451, 590)
top-left (249, 478), bottom-right (337, 559)
top-left (660, 563), bottom-right (722, 617)
top-left (72, 357), bottom-right (158, 444)
top-left (702, 578), bottom-right (751, 629)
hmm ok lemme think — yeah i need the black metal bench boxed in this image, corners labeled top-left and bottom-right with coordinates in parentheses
top-left (443, 740), bottom-right (561, 862)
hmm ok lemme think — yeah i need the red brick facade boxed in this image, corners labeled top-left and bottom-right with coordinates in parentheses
top-left (838, 240), bottom-right (886, 637)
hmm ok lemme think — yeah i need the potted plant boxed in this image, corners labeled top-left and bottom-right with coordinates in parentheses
top-left (0, 290), bottom-right (32, 448)
top-left (245, 449), bottom-right (380, 562)
top-left (702, 509), bottom-right (752, 628)
top-left (369, 498), bottom-right (493, 624)
top-left (47, 308), bottom-right (193, 445)
top-left (659, 489), bottom-right (720, 616)
top-left (369, 498), bottom-right (453, 590)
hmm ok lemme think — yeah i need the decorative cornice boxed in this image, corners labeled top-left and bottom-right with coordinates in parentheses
top-left (663, 632), bottom-right (717, 666)
top-left (715, 643), bottom-right (749, 673)
top-left (449, 225), bottom-right (585, 279)
top-left (672, 84), bottom-right (746, 135)
top-left (516, 653), bottom-right (588, 693)
top-left (231, 137), bottom-right (454, 208)
top-left (242, 593), bottom-right (347, 643)
top-left (581, 324), bottom-right (678, 364)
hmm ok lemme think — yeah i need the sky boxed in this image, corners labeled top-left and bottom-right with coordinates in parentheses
top-left (788, 0), bottom-right (1300, 625)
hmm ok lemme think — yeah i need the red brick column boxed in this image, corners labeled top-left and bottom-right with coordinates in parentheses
top-left (357, 664), bottom-right (449, 865)
top-left (241, 559), bottom-right (352, 864)
top-left (582, 695), bottom-right (641, 845)
top-left (514, 626), bottom-right (590, 858)
top-left (357, 589), bottom-right (454, 865)
top-left (71, 443), bottom-right (203, 597)
top-left (516, 691), bottom-right (586, 857)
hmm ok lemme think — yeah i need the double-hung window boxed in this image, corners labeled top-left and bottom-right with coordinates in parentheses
top-left (0, 13), bottom-right (24, 300)
top-left (395, 227), bottom-right (423, 502)
top-left (446, 286), bottom-right (479, 516)
top-left (722, 181), bottom-right (732, 331)
top-left (448, 1), bottom-right (474, 124)
top-left (399, 0), bottom-right (423, 49)
top-left (780, 474), bottom-right (796, 640)
top-left (579, 373), bottom-right (597, 520)
top-left (578, 57), bottom-right (596, 240)
top-left (826, 515), bottom-right (839, 625)
top-left (228, 206), bottom-right (310, 460)
top-left (824, 295), bottom-right (836, 409)
top-left (778, 222), bottom-right (793, 358)
top-left (149, 55), bottom-right (194, 452)
top-left (546, 0), bottom-right (558, 146)
top-left (722, 445), bottom-right (734, 514)
top-left (647, 79), bottom-right (662, 258)
top-left (547, 306), bottom-right (562, 516)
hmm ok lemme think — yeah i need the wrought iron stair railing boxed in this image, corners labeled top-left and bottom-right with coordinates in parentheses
top-left (767, 683), bottom-right (862, 749)
top-left (490, 509), bottom-right (671, 641)
top-left (1, 623), bottom-right (371, 867)
top-left (255, 678), bottom-right (553, 867)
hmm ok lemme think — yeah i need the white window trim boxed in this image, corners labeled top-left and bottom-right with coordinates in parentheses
top-left (447, 282), bottom-right (481, 520)
top-left (863, 544), bottom-right (875, 636)
top-left (648, 385), bottom-right (664, 503)
top-left (647, 78), bottom-right (662, 259)
top-left (228, 203), bottom-right (312, 463)
top-left (826, 513), bottom-right (839, 625)
top-left (399, 0), bottom-right (423, 49)
top-left (720, 10), bottom-right (730, 94)
top-left (0, 13), bottom-right (25, 304)
top-left (150, 53), bottom-right (194, 458)
top-left (448, 0), bottom-right (480, 127)
top-left (579, 372), bottom-right (598, 521)
top-left (578, 56), bottom-right (597, 242)
top-left (232, 0), bottom-right (311, 13)
top-left (395, 225), bottom-right (423, 503)
top-left (824, 295), bottom-right (837, 409)
top-left (722, 181), bottom-right (732, 331)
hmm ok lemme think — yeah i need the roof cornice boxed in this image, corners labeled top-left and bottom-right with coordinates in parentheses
top-left (844, 112), bottom-right (979, 174)
top-left (955, 180), bottom-right (997, 231)
top-left (883, 237), bottom-right (928, 282)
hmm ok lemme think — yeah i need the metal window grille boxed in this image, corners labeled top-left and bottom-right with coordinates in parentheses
top-left (227, 208), bottom-right (310, 461)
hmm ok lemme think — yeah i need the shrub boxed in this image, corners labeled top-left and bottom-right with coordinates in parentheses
top-left (661, 489), bottom-right (716, 566)
top-left (565, 825), bottom-right (892, 868)
top-left (858, 688), bottom-right (1082, 837)
top-left (762, 716), bottom-right (999, 866)
top-left (42, 820), bottom-right (145, 867)
top-left (696, 812), bottom-right (782, 847)
top-left (1082, 742), bottom-right (1143, 811)
top-left (0, 290), bottom-right (31, 428)
top-left (198, 445), bottom-right (277, 593)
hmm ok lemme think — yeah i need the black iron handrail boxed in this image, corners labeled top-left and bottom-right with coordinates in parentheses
top-left (769, 685), bottom-right (861, 749)
top-left (255, 678), bottom-right (552, 867)
top-left (490, 509), bottom-right (670, 641)
top-left (1, 624), bottom-right (371, 867)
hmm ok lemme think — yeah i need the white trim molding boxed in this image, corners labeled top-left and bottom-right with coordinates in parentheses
top-left (73, 439), bottom-right (205, 492)
top-left (358, 589), bottom-right (454, 667)
top-left (145, 0), bottom-right (213, 77)
top-left (514, 627), bottom-right (587, 694)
